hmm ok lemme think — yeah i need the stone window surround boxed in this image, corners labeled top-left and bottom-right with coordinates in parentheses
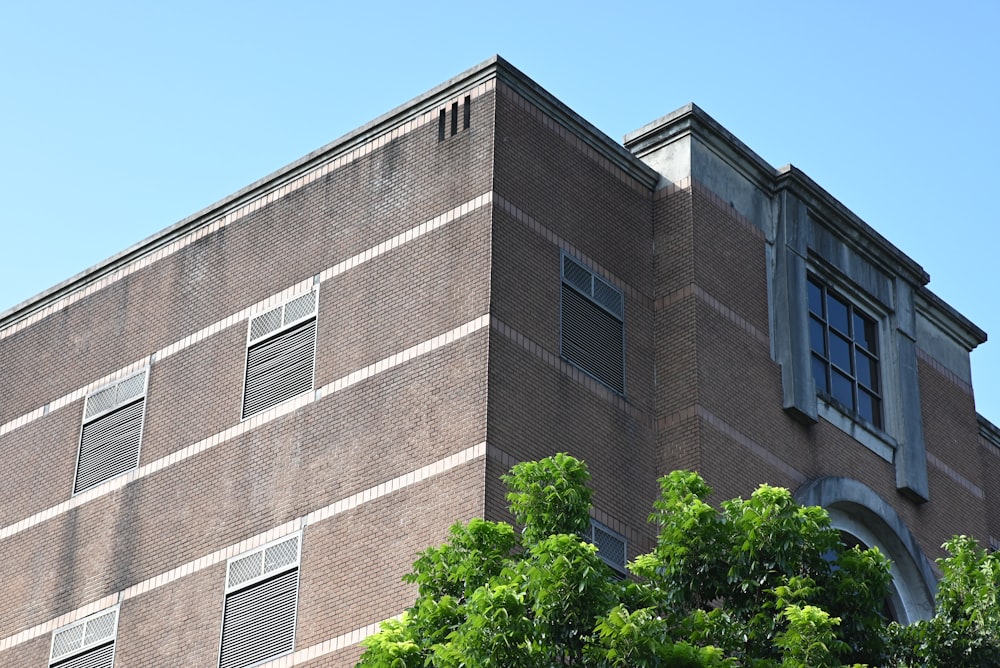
top-left (773, 190), bottom-right (929, 502)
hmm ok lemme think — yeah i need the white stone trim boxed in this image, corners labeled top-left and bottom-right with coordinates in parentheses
top-left (0, 192), bottom-right (492, 440)
top-left (0, 444), bottom-right (485, 655)
top-left (0, 315), bottom-right (490, 542)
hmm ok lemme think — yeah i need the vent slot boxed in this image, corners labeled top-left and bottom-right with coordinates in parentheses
top-left (242, 319), bottom-right (316, 419)
top-left (219, 569), bottom-right (299, 668)
top-left (437, 97), bottom-right (471, 142)
top-left (50, 608), bottom-right (118, 668)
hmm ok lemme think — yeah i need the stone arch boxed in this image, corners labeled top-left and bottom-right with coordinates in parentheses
top-left (795, 477), bottom-right (936, 622)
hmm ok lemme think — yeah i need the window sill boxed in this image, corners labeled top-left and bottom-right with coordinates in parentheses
top-left (817, 395), bottom-right (897, 462)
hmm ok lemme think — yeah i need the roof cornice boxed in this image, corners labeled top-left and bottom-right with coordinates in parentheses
top-left (774, 165), bottom-right (930, 287)
top-left (1, 56), bottom-right (665, 333)
top-left (624, 103), bottom-right (778, 195)
top-left (915, 288), bottom-right (987, 351)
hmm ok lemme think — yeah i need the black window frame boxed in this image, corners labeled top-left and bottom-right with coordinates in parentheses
top-left (807, 276), bottom-right (883, 428)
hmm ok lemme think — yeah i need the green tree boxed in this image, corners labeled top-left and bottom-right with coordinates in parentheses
top-left (886, 535), bottom-right (1000, 666)
top-left (358, 454), bottom-right (993, 667)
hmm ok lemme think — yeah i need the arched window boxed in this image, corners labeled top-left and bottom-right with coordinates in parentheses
top-left (796, 477), bottom-right (936, 623)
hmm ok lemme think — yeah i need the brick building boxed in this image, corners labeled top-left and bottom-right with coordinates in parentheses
top-left (0, 56), bottom-right (994, 666)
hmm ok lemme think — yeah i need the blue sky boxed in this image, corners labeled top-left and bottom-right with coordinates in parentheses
top-left (1, 1), bottom-right (998, 421)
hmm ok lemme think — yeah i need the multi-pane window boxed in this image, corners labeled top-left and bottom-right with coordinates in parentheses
top-left (560, 254), bottom-right (625, 394)
top-left (242, 289), bottom-right (318, 419)
top-left (75, 370), bottom-right (148, 494)
top-left (49, 606), bottom-right (119, 668)
top-left (808, 277), bottom-right (881, 428)
top-left (219, 533), bottom-right (301, 668)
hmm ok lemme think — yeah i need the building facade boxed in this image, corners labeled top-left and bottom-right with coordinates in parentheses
top-left (0, 56), bottom-right (994, 666)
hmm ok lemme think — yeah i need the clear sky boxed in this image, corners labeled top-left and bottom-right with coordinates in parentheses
top-left (1, 1), bottom-right (997, 421)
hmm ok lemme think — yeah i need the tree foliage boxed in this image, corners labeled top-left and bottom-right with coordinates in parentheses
top-left (885, 535), bottom-right (1000, 666)
top-left (358, 455), bottom-right (997, 667)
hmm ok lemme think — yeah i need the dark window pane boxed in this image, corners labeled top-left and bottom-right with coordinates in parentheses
top-left (832, 369), bottom-right (854, 409)
top-left (809, 316), bottom-right (826, 354)
top-left (830, 332), bottom-right (852, 372)
top-left (808, 279), bottom-right (824, 316)
top-left (854, 313), bottom-right (878, 354)
top-left (828, 294), bottom-right (849, 333)
top-left (858, 390), bottom-right (881, 428)
top-left (812, 355), bottom-right (830, 393)
top-left (856, 352), bottom-right (879, 391)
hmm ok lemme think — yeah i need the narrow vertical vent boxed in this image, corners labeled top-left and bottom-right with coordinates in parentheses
top-left (560, 255), bottom-right (625, 394)
top-left (50, 608), bottom-right (118, 668)
top-left (242, 289), bottom-right (318, 419)
top-left (437, 96), bottom-right (471, 142)
top-left (76, 370), bottom-right (148, 494)
top-left (220, 534), bottom-right (301, 668)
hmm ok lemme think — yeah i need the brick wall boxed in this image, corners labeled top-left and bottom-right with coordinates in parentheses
top-left (0, 82), bottom-right (496, 666)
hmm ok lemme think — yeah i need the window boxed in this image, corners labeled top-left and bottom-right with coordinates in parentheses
top-left (560, 254), bottom-right (625, 394)
top-left (49, 606), bottom-right (118, 668)
top-left (587, 519), bottom-right (627, 575)
top-left (219, 533), bottom-right (301, 668)
top-left (242, 289), bottom-right (318, 419)
top-left (807, 277), bottom-right (882, 428)
top-left (75, 369), bottom-right (148, 494)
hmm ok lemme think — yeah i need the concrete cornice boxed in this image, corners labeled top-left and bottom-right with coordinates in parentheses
top-left (915, 288), bottom-right (988, 352)
top-left (624, 103), bottom-right (778, 195)
top-left (775, 165), bottom-right (930, 288)
top-left (979, 414), bottom-right (1000, 449)
top-left (624, 104), bottom-right (934, 291)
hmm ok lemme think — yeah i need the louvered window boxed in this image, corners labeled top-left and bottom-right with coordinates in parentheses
top-left (588, 519), bottom-right (627, 575)
top-left (50, 607), bottom-right (119, 668)
top-left (242, 289), bottom-right (318, 419)
top-left (75, 370), bottom-right (148, 494)
top-left (219, 533), bottom-right (301, 668)
top-left (560, 254), bottom-right (625, 394)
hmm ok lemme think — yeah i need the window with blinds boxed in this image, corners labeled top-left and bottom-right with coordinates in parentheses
top-left (75, 370), bottom-right (149, 494)
top-left (219, 533), bottom-right (302, 668)
top-left (242, 289), bottom-right (318, 419)
top-left (49, 607), bottom-right (119, 668)
top-left (560, 254), bottom-right (625, 394)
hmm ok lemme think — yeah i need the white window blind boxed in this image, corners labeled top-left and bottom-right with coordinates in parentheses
top-left (219, 533), bottom-right (302, 668)
top-left (75, 370), bottom-right (148, 494)
top-left (242, 289), bottom-right (318, 419)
